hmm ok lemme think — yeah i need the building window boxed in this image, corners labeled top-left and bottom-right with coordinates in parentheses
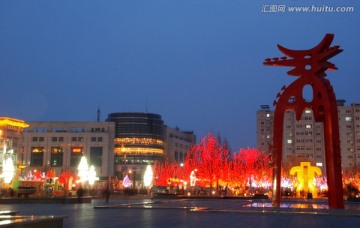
top-left (70, 147), bottom-right (83, 166)
top-left (90, 147), bottom-right (103, 167)
top-left (52, 137), bottom-right (58, 142)
top-left (59, 137), bottom-right (64, 142)
top-left (72, 128), bottom-right (84, 133)
top-left (71, 137), bottom-right (77, 142)
top-left (53, 128), bottom-right (66, 133)
top-left (345, 116), bottom-right (352, 122)
top-left (30, 147), bottom-right (44, 167)
top-left (97, 137), bottom-right (103, 142)
top-left (39, 137), bottom-right (44, 142)
top-left (32, 137), bottom-right (38, 142)
top-left (91, 137), bottom-right (96, 142)
top-left (50, 147), bottom-right (63, 167)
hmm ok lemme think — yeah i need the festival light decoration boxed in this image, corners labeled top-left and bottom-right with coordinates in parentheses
top-left (77, 156), bottom-right (89, 183)
top-left (290, 162), bottom-right (322, 198)
top-left (2, 157), bottom-right (15, 184)
top-left (123, 175), bottom-right (132, 188)
top-left (88, 165), bottom-right (98, 185)
top-left (190, 171), bottom-right (196, 187)
top-left (143, 165), bottom-right (153, 187)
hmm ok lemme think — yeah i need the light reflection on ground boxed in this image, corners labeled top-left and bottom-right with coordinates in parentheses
top-left (243, 202), bottom-right (329, 209)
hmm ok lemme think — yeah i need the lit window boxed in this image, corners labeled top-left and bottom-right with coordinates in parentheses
top-left (305, 110), bottom-right (312, 114)
top-left (306, 124), bottom-right (312, 129)
top-left (287, 139), bottom-right (292, 144)
top-left (316, 163), bottom-right (323, 167)
top-left (345, 117), bottom-right (352, 121)
top-left (266, 113), bottom-right (270, 117)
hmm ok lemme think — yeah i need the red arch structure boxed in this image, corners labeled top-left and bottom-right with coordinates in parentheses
top-left (263, 34), bottom-right (344, 209)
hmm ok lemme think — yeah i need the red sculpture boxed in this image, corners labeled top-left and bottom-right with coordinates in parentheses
top-left (264, 34), bottom-right (344, 209)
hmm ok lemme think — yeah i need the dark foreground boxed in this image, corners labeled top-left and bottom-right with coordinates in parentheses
top-left (1, 196), bottom-right (360, 228)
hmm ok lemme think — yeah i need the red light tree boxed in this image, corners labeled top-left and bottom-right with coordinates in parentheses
top-left (46, 169), bottom-right (55, 179)
top-left (153, 160), bottom-right (179, 187)
top-left (152, 134), bottom-right (272, 196)
top-left (58, 170), bottom-right (72, 186)
top-left (190, 133), bottom-right (230, 195)
top-left (230, 148), bottom-right (272, 191)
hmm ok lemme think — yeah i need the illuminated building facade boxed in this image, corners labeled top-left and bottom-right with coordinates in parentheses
top-left (257, 101), bottom-right (360, 171)
top-left (165, 127), bottom-right (196, 164)
top-left (0, 117), bottom-right (29, 175)
top-left (22, 121), bottom-right (115, 178)
top-left (106, 112), bottom-right (165, 184)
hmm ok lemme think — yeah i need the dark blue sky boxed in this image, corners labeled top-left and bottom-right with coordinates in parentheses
top-left (1, 1), bottom-right (359, 151)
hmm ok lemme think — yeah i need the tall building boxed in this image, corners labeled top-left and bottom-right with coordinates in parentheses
top-left (165, 127), bottom-right (196, 164)
top-left (257, 101), bottom-right (360, 172)
top-left (22, 121), bottom-right (115, 178)
top-left (106, 112), bottom-right (166, 185)
top-left (337, 101), bottom-right (360, 170)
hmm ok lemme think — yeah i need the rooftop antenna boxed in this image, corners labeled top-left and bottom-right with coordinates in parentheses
top-left (97, 106), bottom-right (101, 122)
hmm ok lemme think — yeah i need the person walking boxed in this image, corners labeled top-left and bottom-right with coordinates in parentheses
top-left (105, 186), bottom-right (111, 203)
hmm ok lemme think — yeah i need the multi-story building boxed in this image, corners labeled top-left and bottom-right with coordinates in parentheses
top-left (106, 112), bottom-right (166, 186)
top-left (19, 112), bottom-right (196, 188)
top-left (338, 101), bottom-right (360, 170)
top-left (165, 127), bottom-right (196, 164)
top-left (0, 117), bottom-right (29, 175)
top-left (257, 100), bottom-right (360, 172)
top-left (256, 105), bottom-right (273, 154)
top-left (22, 121), bottom-right (115, 178)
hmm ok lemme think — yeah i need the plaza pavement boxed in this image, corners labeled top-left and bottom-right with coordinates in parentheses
top-left (1, 196), bottom-right (360, 227)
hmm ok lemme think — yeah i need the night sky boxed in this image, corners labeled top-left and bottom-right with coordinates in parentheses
top-left (1, 1), bottom-right (359, 152)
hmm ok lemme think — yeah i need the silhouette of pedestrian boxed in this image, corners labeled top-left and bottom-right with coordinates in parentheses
top-left (105, 186), bottom-right (111, 203)
top-left (77, 188), bottom-right (84, 203)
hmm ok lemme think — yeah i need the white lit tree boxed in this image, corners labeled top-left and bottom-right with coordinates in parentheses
top-left (143, 165), bottom-right (153, 188)
top-left (77, 156), bottom-right (89, 183)
top-left (2, 157), bottom-right (15, 184)
top-left (88, 165), bottom-right (98, 185)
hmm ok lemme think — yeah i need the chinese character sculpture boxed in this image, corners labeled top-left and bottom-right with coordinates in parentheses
top-left (264, 34), bottom-right (344, 209)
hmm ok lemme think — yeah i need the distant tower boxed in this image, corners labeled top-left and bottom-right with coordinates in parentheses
top-left (97, 107), bottom-right (101, 122)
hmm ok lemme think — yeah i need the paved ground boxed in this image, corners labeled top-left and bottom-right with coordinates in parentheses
top-left (1, 196), bottom-right (360, 227)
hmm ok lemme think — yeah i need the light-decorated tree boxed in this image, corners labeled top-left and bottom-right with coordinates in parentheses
top-left (191, 133), bottom-right (230, 195)
top-left (231, 147), bottom-right (272, 192)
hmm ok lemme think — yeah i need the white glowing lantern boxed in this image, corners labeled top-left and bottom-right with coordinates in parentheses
top-left (2, 157), bottom-right (15, 184)
top-left (77, 156), bottom-right (89, 183)
top-left (88, 165), bottom-right (98, 185)
top-left (143, 165), bottom-right (153, 187)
